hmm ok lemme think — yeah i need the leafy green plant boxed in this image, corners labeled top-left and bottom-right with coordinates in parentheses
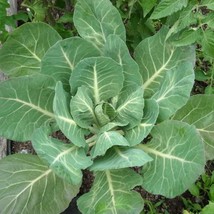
top-left (0, 0), bottom-right (213, 213)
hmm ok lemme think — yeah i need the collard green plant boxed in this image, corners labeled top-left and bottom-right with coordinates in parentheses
top-left (0, 0), bottom-right (213, 213)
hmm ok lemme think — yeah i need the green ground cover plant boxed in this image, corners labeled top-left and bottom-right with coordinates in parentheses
top-left (0, 0), bottom-right (214, 213)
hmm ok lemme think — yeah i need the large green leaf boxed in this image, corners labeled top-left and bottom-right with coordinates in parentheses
top-left (172, 94), bottom-right (214, 160)
top-left (32, 126), bottom-right (93, 185)
top-left (73, 0), bottom-right (126, 49)
top-left (90, 146), bottom-right (152, 171)
top-left (139, 120), bottom-right (205, 198)
top-left (0, 74), bottom-right (55, 141)
top-left (150, 0), bottom-right (188, 19)
top-left (70, 57), bottom-right (124, 104)
top-left (135, 27), bottom-right (195, 120)
top-left (91, 131), bottom-right (130, 158)
top-left (54, 82), bottom-right (87, 147)
top-left (41, 37), bottom-right (101, 90)
top-left (77, 169), bottom-right (143, 214)
top-left (116, 87), bottom-right (144, 129)
top-left (103, 35), bottom-right (142, 89)
top-left (125, 99), bottom-right (159, 146)
top-left (70, 85), bottom-right (96, 129)
top-left (0, 22), bottom-right (62, 76)
top-left (0, 154), bottom-right (80, 214)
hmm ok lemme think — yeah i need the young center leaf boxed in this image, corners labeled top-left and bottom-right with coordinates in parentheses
top-left (73, 0), bottom-right (126, 49)
top-left (77, 169), bottom-right (144, 214)
top-left (90, 146), bottom-right (153, 171)
top-left (125, 99), bottom-right (159, 146)
top-left (0, 154), bottom-right (80, 214)
top-left (41, 37), bottom-right (101, 90)
top-left (70, 85), bottom-right (96, 129)
top-left (172, 94), bottom-right (214, 160)
top-left (91, 131), bottom-right (130, 158)
top-left (0, 22), bottom-right (62, 76)
top-left (115, 87), bottom-right (144, 129)
top-left (135, 27), bottom-right (195, 120)
top-left (139, 120), bottom-right (205, 198)
top-left (32, 126), bottom-right (93, 185)
top-left (70, 57), bottom-right (124, 105)
top-left (0, 74), bottom-right (55, 141)
top-left (54, 82), bottom-right (88, 147)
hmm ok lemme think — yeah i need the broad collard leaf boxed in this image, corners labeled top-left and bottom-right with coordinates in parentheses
top-left (103, 35), bottom-right (142, 89)
top-left (0, 74), bottom-right (55, 141)
top-left (54, 82), bottom-right (87, 147)
top-left (91, 131), bottom-right (130, 158)
top-left (150, 0), bottom-right (188, 19)
top-left (77, 169), bottom-right (143, 214)
top-left (125, 99), bottom-right (159, 146)
top-left (116, 87), bottom-right (144, 129)
top-left (90, 146), bottom-right (153, 171)
top-left (41, 37), bottom-right (101, 90)
top-left (139, 0), bottom-right (157, 17)
top-left (139, 120), bottom-right (205, 198)
top-left (0, 154), bottom-right (80, 214)
top-left (172, 94), bottom-right (214, 160)
top-left (73, 0), bottom-right (126, 49)
top-left (70, 57), bottom-right (124, 104)
top-left (32, 126), bottom-right (93, 185)
top-left (0, 22), bottom-right (62, 76)
top-left (70, 85), bottom-right (96, 129)
top-left (135, 27), bottom-right (195, 120)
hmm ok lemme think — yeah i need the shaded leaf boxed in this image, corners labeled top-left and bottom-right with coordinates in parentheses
top-left (125, 99), bottom-right (159, 146)
top-left (73, 0), bottom-right (125, 49)
top-left (172, 94), bottom-right (214, 160)
top-left (0, 154), bottom-right (79, 214)
top-left (32, 126), bottom-right (93, 185)
top-left (70, 57), bottom-right (124, 104)
top-left (0, 22), bottom-right (61, 76)
top-left (0, 74), bottom-right (55, 141)
top-left (139, 120), bottom-right (205, 198)
top-left (54, 82), bottom-right (87, 147)
top-left (91, 131), bottom-right (129, 158)
top-left (90, 146), bottom-right (152, 171)
top-left (41, 37), bottom-right (101, 90)
top-left (77, 169), bottom-right (143, 214)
